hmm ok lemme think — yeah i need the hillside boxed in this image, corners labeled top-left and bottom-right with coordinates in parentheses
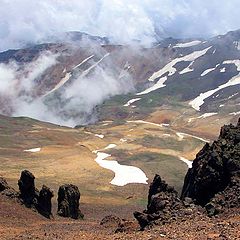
top-left (0, 118), bottom-right (239, 239)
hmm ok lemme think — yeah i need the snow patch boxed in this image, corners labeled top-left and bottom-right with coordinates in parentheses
top-left (93, 144), bottom-right (148, 186)
top-left (179, 157), bottom-right (193, 168)
top-left (173, 41), bottom-right (202, 48)
top-left (147, 47), bottom-right (211, 82)
top-left (229, 111), bottom-right (240, 116)
top-left (72, 55), bottom-right (94, 70)
top-left (179, 62), bottom-right (194, 74)
top-left (223, 60), bottom-right (240, 71)
top-left (24, 148), bottom-right (41, 153)
top-left (127, 120), bottom-right (166, 128)
top-left (137, 76), bottom-right (167, 95)
top-left (189, 74), bottom-right (240, 111)
top-left (95, 134), bottom-right (104, 139)
top-left (176, 132), bottom-right (209, 143)
top-left (105, 144), bottom-right (117, 150)
top-left (198, 113), bottom-right (218, 119)
top-left (140, 47), bottom-right (211, 95)
top-left (201, 64), bottom-right (219, 77)
top-left (124, 98), bottom-right (141, 107)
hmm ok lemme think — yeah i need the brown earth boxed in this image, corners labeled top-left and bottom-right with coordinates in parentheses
top-left (0, 194), bottom-right (239, 240)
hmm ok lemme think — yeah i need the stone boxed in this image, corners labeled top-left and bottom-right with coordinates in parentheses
top-left (57, 184), bottom-right (84, 219)
top-left (37, 185), bottom-right (54, 219)
top-left (18, 170), bottom-right (39, 207)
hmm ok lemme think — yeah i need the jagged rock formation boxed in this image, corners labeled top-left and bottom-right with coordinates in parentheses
top-left (18, 170), bottom-right (54, 218)
top-left (181, 118), bottom-right (240, 209)
top-left (134, 175), bottom-right (193, 230)
top-left (18, 170), bottom-right (39, 208)
top-left (57, 184), bottom-right (84, 219)
top-left (37, 185), bottom-right (54, 219)
top-left (134, 118), bottom-right (240, 228)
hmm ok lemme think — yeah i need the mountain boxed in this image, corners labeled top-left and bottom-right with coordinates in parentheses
top-left (0, 30), bottom-right (239, 127)
top-left (0, 29), bottom-right (240, 239)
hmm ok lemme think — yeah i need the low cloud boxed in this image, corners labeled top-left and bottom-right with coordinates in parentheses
top-left (0, 51), bottom-right (134, 127)
top-left (0, 0), bottom-right (239, 51)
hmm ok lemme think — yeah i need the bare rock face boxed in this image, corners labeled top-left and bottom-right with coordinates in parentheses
top-left (181, 118), bottom-right (240, 209)
top-left (57, 184), bottom-right (84, 219)
top-left (18, 170), bottom-right (39, 207)
top-left (37, 185), bottom-right (54, 219)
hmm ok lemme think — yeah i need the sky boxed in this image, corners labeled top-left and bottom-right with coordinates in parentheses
top-left (0, 0), bottom-right (240, 51)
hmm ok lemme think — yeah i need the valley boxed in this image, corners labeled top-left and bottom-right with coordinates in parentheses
top-left (0, 28), bottom-right (240, 239)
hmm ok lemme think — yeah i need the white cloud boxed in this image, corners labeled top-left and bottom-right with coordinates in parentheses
top-left (0, 0), bottom-right (239, 51)
top-left (0, 50), bottom-right (134, 127)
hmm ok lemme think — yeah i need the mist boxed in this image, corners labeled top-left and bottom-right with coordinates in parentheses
top-left (0, 0), bottom-right (240, 51)
top-left (0, 50), bottom-right (134, 127)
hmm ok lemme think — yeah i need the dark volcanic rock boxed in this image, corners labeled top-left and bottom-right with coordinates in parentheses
top-left (134, 175), bottom-right (185, 230)
top-left (57, 184), bottom-right (84, 219)
top-left (181, 118), bottom-right (240, 207)
top-left (18, 170), bottom-right (39, 207)
top-left (18, 170), bottom-right (54, 218)
top-left (0, 177), bottom-right (10, 192)
top-left (37, 185), bottom-right (54, 219)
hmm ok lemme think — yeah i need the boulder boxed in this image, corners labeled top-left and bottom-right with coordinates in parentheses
top-left (57, 184), bottom-right (84, 219)
top-left (18, 170), bottom-right (39, 207)
top-left (37, 185), bottom-right (54, 219)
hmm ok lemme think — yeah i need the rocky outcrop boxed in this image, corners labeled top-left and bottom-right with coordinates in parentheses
top-left (18, 170), bottom-right (54, 218)
top-left (181, 119), bottom-right (240, 207)
top-left (57, 184), bottom-right (84, 219)
top-left (134, 119), bottom-right (240, 229)
top-left (134, 175), bottom-right (191, 230)
top-left (37, 185), bottom-right (54, 219)
top-left (18, 170), bottom-right (39, 207)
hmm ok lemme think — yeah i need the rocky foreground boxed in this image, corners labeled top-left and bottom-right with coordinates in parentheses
top-left (134, 118), bottom-right (240, 230)
top-left (0, 119), bottom-right (240, 239)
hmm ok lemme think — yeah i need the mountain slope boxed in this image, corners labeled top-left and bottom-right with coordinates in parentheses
top-left (0, 30), bottom-right (239, 126)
